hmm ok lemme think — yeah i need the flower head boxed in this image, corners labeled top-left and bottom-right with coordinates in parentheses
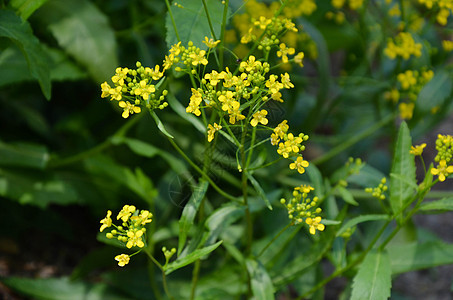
top-left (306, 216), bottom-right (325, 235)
top-left (202, 36), bottom-right (221, 48)
top-left (115, 254), bottom-right (130, 267)
top-left (250, 110), bottom-right (268, 127)
top-left (100, 210), bottom-right (112, 232)
top-left (410, 143), bottom-right (426, 156)
top-left (431, 160), bottom-right (453, 182)
top-left (117, 205), bottom-right (136, 222)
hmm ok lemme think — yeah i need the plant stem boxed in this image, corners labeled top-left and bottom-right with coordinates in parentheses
top-left (312, 113), bottom-right (395, 165)
top-left (144, 250), bottom-right (174, 300)
top-left (256, 223), bottom-right (291, 258)
top-left (190, 260), bottom-right (201, 300)
top-left (202, 0), bottom-right (217, 40)
top-left (219, 0), bottom-right (229, 70)
top-left (164, 0), bottom-right (181, 42)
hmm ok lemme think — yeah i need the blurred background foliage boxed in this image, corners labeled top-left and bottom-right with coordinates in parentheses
top-left (1, 0), bottom-right (453, 299)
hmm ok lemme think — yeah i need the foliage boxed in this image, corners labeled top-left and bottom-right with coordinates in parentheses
top-left (2, 0), bottom-right (453, 299)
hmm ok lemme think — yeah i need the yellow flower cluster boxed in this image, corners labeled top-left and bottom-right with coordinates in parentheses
top-left (101, 62), bottom-right (168, 118)
top-left (410, 143), bottom-right (427, 156)
top-left (430, 134), bottom-right (453, 181)
top-left (280, 185), bottom-right (325, 234)
top-left (365, 177), bottom-right (388, 200)
top-left (331, 0), bottom-right (364, 10)
top-left (99, 205), bottom-right (153, 267)
top-left (271, 120), bottom-right (309, 174)
top-left (384, 32), bottom-right (422, 60)
top-left (418, 0), bottom-right (453, 25)
top-left (163, 40), bottom-right (213, 72)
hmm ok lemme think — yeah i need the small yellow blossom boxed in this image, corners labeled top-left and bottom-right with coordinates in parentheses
top-left (126, 230), bottom-right (145, 248)
top-left (202, 37), bottom-right (221, 48)
top-left (277, 43), bottom-right (295, 64)
top-left (186, 88), bottom-right (203, 116)
top-left (294, 52), bottom-right (304, 67)
top-left (443, 40), bottom-right (453, 51)
top-left (397, 70), bottom-right (417, 90)
top-left (399, 102), bottom-right (414, 120)
top-left (384, 32), bottom-right (422, 60)
top-left (205, 70), bottom-right (224, 86)
top-left (115, 254), bottom-right (130, 267)
top-left (431, 160), bottom-right (453, 182)
top-left (117, 205), bottom-right (136, 222)
top-left (190, 50), bottom-right (208, 66)
top-left (280, 73), bottom-right (294, 89)
top-left (384, 88), bottom-right (399, 103)
top-left (250, 110), bottom-right (269, 127)
top-left (410, 143), bottom-right (426, 156)
top-left (207, 123), bottom-right (222, 142)
top-left (119, 101), bottom-right (141, 118)
top-left (306, 216), bottom-right (325, 235)
top-left (111, 67), bottom-right (129, 86)
top-left (100, 210), bottom-right (112, 232)
top-left (289, 156), bottom-right (310, 174)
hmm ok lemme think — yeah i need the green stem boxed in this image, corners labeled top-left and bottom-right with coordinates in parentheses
top-left (166, 135), bottom-right (240, 202)
top-left (48, 113), bottom-right (141, 168)
top-left (312, 113), bottom-right (395, 165)
top-left (144, 250), bottom-right (174, 300)
top-left (190, 260), bottom-right (201, 300)
top-left (219, 0), bottom-right (230, 70)
top-left (202, 0), bottom-right (217, 40)
top-left (165, 0), bottom-right (181, 42)
top-left (256, 223), bottom-right (291, 258)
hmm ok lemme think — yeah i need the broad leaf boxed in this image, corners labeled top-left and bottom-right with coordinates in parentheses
top-left (178, 180), bottom-right (209, 255)
top-left (336, 214), bottom-right (390, 237)
top-left (246, 258), bottom-right (274, 300)
top-left (10, 0), bottom-right (48, 20)
top-left (419, 197), bottom-right (453, 212)
top-left (164, 240), bottom-right (222, 275)
top-left (337, 186), bottom-right (358, 206)
top-left (165, 0), bottom-right (227, 49)
top-left (2, 277), bottom-right (126, 300)
top-left (44, 0), bottom-right (118, 83)
top-left (0, 10), bottom-right (51, 99)
top-left (351, 250), bottom-right (391, 300)
top-left (389, 122), bottom-right (416, 219)
top-left (387, 241), bottom-right (453, 274)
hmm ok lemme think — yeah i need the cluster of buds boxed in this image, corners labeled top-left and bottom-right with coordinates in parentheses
top-left (431, 134), bottom-right (453, 182)
top-left (280, 185), bottom-right (325, 234)
top-left (365, 177), bottom-right (388, 201)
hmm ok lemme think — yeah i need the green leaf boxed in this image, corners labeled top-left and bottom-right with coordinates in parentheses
top-left (337, 186), bottom-right (358, 206)
top-left (306, 164), bottom-right (324, 198)
top-left (246, 258), bottom-right (275, 300)
top-left (387, 241), bottom-right (453, 274)
top-left (246, 172), bottom-right (272, 210)
top-left (165, 0), bottom-right (227, 49)
top-left (0, 141), bottom-right (49, 169)
top-left (178, 180), bottom-right (209, 255)
top-left (150, 110), bottom-right (174, 138)
top-left (419, 197), bottom-right (453, 212)
top-left (205, 203), bottom-right (245, 244)
top-left (0, 10), bottom-right (51, 99)
top-left (417, 70), bottom-right (452, 114)
top-left (389, 122), bottom-right (416, 219)
top-left (164, 240), bottom-right (222, 275)
top-left (167, 93), bottom-right (206, 133)
top-left (336, 214), bottom-right (390, 237)
top-left (44, 0), bottom-right (118, 83)
top-left (10, 0), bottom-right (49, 20)
top-left (350, 250), bottom-right (391, 300)
top-left (2, 277), bottom-right (126, 300)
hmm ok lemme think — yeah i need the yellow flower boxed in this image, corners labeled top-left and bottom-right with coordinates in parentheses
top-left (115, 254), bottom-right (130, 267)
top-left (111, 67), bottom-right (129, 86)
top-left (126, 230), bottom-right (145, 248)
top-left (189, 50), bottom-right (208, 66)
top-left (250, 110), bottom-right (269, 127)
top-left (100, 210), bottom-right (112, 232)
top-left (240, 55), bottom-right (262, 72)
top-left (101, 82), bottom-right (112, 98)
top-left (306, 216), bottom-right (325, 235)
top-left (119, 101), bottom-right (141, 118)
top-left (277, 43), bottom-right (295, 64)
top-left (442, 40), bottom-right (453, 51)
top-left (384, 88), bottom-right (399, 103)
top-left (117, 205), bottom-right (136, 222)
top-left (205, 70), bottom-right (224, 86)
top-left (186, 88), bottom-right (203, 116)
top-left (202, 36), bottom-right (221, 48)
top-left (131, 210), bottom-right (153, 226)
top-left (410, 143), bottom-right (426, 156)
top-left (280, 73), bottom-right (294, 89)
top-left (289, 156), bottom-right (310, 174)
top-left (399, 102), bottom-right (414, 120)
top-left (294, 52), bottom-right (304, 67)
top-left (207, 123), bottom-right (222, 142)
top-left (397, 70), bottom-right (417, 90)
top-left (266, 75), bottom-right (284, 94)
top-left (431, 160), bottom-right (453, 182)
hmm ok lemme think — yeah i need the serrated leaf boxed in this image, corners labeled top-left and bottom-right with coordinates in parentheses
top-left (164, 240), bottom-right (222, 275)
top-left (246, 172), bottom-right (272, 210)
top-left (337, 186), bottom-right (358, 206)
top-left (246, 258), bottom-right (274, 300)
top-left (387, 241), bottom-right (453, 274)
top-left (165, 0), bottom-right (227, 49)
top-left (178, 180), bottom-right (209, 255)
top-left (0, 10), bottom-right (51, 99)
top-left (336, 214), bottom-right (390, 237)
top-left (44, 0), bottom-right (117, 83)
top-left (2, 277), bottom-right (125, 300)
top-left (351, 250), bottom-right (391, 300)
top-left (10, 0), bottom-right (48, 20)
top-left (389, 122), bottom-right (416, 219)
top-left (420, 197), bottom-right (453, 212)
